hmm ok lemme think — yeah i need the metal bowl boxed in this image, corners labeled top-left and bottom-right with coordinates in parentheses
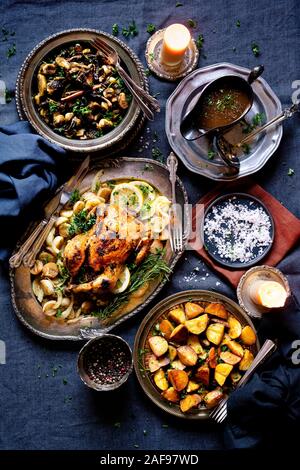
top-left (133, 289), bottom-right (259, 420)
top-left (77, 334), bottom-right (133, 391)
top-left (16, 29), bottom-right (148, 154)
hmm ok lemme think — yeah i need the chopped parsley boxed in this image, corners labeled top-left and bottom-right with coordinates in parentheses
top-left (5, 89), bottom-right (12, 103)
top-left (187, 19), bottom-right (197, 28)
top-left (144, 68), bottom-right (152, 77)
top-left (143, 163), bottom-right (154, 171)
top-left (207, 148), bottom-right (216, 160)
top-left (48, 100), bottom-right (59, 113)
top-left (122, 20), bottom-right (138, 38)
top-left (236, 19), bottom-right (241, 27)
top-left (68, 210), bottom-right (97, 236)
top-left (147, 23), bottom-right (156, 34)
top-left (242, 143), bottom-right (251, 154)
top-left (251, 42), bottom-right (260, 57)
top-left (242, 112), bottom-right (265, 134)
top-left (176, 1), bottom-right (183, 6)
top-left (196, 34), bottom-right (204, 51)
top-left (69, 188), bottom-right (81, 204)
top-left (152, 147), bottom-right (163, 162)
top-left (6, 43), bottom-right (16, 58)
top-left (112, 23), bottom-right (119, 36)
top-left (149, 52), bottom-right (155, 62)
top-left (72, 99), bottom-right (90, 116)
top-left (288, 168), bottom-right (295, 176)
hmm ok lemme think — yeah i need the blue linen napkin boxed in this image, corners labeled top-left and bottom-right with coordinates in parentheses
top-left (0, 121), bottom-right (66, 262)
top-left (224, 294), bottom-right (300, 449)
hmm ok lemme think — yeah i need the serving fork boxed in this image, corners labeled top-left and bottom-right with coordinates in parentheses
top-left (9, 156), bottom-right (90, 269)
top-left (167, 152), bottom-right (183, 253)
top-left (209, 339), bottom-right (276, 424)
top-left (90, 37), bottom-right (160, 121)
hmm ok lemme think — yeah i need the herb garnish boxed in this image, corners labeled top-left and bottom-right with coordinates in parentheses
top-left (152, 147), bottom-right (163, 162)
top-left (68, 210), bottom-right (96, 236)
top-left (122, 20), bottom-right (138, 38)
top-left (187, 19), bottom-right (197, 29)
top-left (196, 34), bottom-right (204, 51)
top-left (242, 143), bottom-right (251, 154)
top-left (208, 148), bottom-right (216, 160)
top-left (48, 100), bottom-right (59, 113)
top-left (7, 43), bottom-right (16, 58)
top-left (251, 42), bottom-right (260, 57)
top-left (69, 188), bottom-right (81, 204)
top-left (242, 112), bottom-right (265, 134)
top-left (288, 168), bottom-right (295, 176)
top-left (236, 20), bottom-right (241, 27)
top-left (144, 68), bottom-right (152, 77)
top-left (5, 89), bottom-right (12, 103)
top-left (176, 1), bottom-right (183, 6)
top-left (147, 23), bottom-right (156, 34)
top-left (72, 99), bottom-right (90, 116)
top-left (112, 23), bottom-right (119, 36)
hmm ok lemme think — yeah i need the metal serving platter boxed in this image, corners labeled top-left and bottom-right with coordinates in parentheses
top-left (15, 29), bottom-right (148, 155)
top-left (133, 289), bottom-right (259, 420)
top-left (165, 62), bottom-right (283, 181)
top-left (10, 157), bottom-right (188, 341)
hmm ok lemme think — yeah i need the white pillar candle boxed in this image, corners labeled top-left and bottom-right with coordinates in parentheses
top-left (160, 24), bottom-right (191, 67)
top-left (250, 280), bottom-right (288, 308)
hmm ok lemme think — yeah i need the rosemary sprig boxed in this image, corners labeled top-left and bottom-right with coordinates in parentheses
top-left (92, 252), bottom-right (171, 319)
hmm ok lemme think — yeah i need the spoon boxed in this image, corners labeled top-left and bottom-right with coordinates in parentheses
top-left (216, 103), bottom-right (299, 161)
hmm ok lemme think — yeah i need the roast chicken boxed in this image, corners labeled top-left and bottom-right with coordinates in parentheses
top-left (64, 204), bottom-right (152, 295)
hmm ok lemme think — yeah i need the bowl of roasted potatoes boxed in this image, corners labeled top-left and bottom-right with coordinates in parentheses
top-left (134, 289), bottom-right (259, 419)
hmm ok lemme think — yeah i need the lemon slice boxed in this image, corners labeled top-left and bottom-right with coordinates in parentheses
top-left (152, 196), bottom-right (171, 216)
top-left (110, 183), bottom-right (144, 212)
top-left (112, 267), bottom-right (131, 294)
top-left (128, 181), bottom-right (156, 203)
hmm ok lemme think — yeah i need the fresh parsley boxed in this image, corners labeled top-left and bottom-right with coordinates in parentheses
top-left (68, 210), bottom-right (97, 236)
top-left (236, 19), bottom-right (241, 27)
top-left (288, 168), bottom-right (295, 176)
top-left (147, 23), bottom-right (156, 34)
top-left (251, 42), bottom-right (260, 57)
top-left (69, 188), bottom-right (81, 204)
top-left (176, 1), bottom-right (183, 6)
top-left (196, 34), bottom-right (204, 51)
top-left (5, 89), bottom-right (12, 103)
top-left (6, 43), bottom-right (16, 58)
top-left (112, 23), bottom-right (119, 36)
top-left (187, 19), bottom-right (197, 28)
top-left (152, 147), bottom-right (163, 162)
top-left (122, 20), bottom-right (138, 39)
top-left (207, 148), bottom-right (216, 160)
top-left (48, 100), bottom-right (59, 113)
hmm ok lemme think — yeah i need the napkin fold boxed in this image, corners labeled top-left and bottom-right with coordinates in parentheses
top-left (191, 178), bottom-right (300, 287)
top-left (224, 294), bottom-right (300, 449)
top-left (0, 121), bottom-right (66, 262)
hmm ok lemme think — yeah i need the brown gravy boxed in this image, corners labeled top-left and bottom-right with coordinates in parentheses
top-left (198, 85), bottom-right (250, 129)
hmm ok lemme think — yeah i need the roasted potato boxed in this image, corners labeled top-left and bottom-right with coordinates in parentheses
top-left (227, 340), bottom-right (244, 358)
top-left (187, 334), bottom-right (205, 356)
top-left (206, 323), bottom-right (225, 345)
top-left (187, 380), bottom-right (200, 393)
top-left (221, 333), bottom-right (232, 346)
top-left (208, 347), bottom-right (217, 368)
top-left (162, 387), bottom-right (180, 403)
top-left (159, 319), bottom-right (174, 340)
top-left (230, 371), bottom-right (242, 384)
top-left (205, 303), bottom-right (228, 320)
top-left (240, 325), bottom-right (256, 345)
top-left (168, 345), bottom-right (177, 361)
top-left (228, 316), bottom-right (242, 339)
top-left (194, 364), bottom-right (210, 387)
top-left (185, 302), bottom-right (204, 319)
top-left (177, 346), bottom-right (198, 366)
top-left (215, 363), bottom-right (233, 386)
top-left (170, 359), bottom-right (186, 370)
top-left (168, 369), bottom-right (189, 391)
top-left (148, 336), bottom-right (169, 357)
top-left (239, 349), bottom-right (254, 371)
top-left (204, 390), bottom-right (224, 409)
top-left (220, 351), bottom-right (241, 365)
top-left (180, 394), bottom-right (201, 412)
top-left (168, 307), bottom-right (186, 324)
top-left (154, 369), bottom-right (169, 391)
top-left (146, 353), bottom-right (160, 373)
top-left (185, 314), bottom-right (208, 335)
top-left (169, 324), bottom-right (188, 343)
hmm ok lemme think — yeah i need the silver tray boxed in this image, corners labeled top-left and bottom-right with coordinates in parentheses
top-left (10, 157), bottom-right (188, 341)
top-left (165, 62), bottom-right (283, 181)
top-left (15, 29), bottom-right (148, 155)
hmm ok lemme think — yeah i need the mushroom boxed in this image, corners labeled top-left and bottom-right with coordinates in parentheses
top-left (42, 262), bottom-right (59, 279)
top-left (38, 251), bottom-right (55, 263)
top-left (55, 56), bottom-right (70, 70)
top-left (102, 65), bottom-right (114, 76)
top-left (46, 78), bottom-right (65, 95)
top-left (88, 101), bottom-right (101, 112)
top-left (34, 73), bottom-right (47, 104)
top-left (40, 63), bottom-right (57, 75)
top-left (103, 87), bottom-right (115, 99)
top-left (30, 260), bottom-right (44, 276)
top-left (59, 223), bottom-right (70, 238)
top-left (40, 279), bottom-right (55, 296)
top-left (97, 118), bottom-right (113, 130)
top-left (32, 279), bottom-right (44, 303)
top-left (118, 92), bottom-right (129, 109)
top-left (73, 200), bottom-right (85, 214)
top-left (53, 113), bottom-right (65, 127)
top-left (76, 129), bottom-right (86, 138)
top-left (71, 116), bottom-right (82, 128)
top-left (42, 300), bottom-right (58, 316)
top-left (65, 112), bottom-right (74, 122)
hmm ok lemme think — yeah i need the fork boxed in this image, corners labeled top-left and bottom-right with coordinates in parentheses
top-left (167, 152), bottom-right (183, 253)
top-left (90, 37), bottom-right (160, 121)
top-left (209, 339), bottom-right (276, 424)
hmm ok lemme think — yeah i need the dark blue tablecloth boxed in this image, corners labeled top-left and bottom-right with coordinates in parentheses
top-left (0, 0), bottom-right (299, 451)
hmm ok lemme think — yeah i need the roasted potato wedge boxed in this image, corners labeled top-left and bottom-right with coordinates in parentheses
top-left (168, 369), bottom-right (189, 391)
top-left (205, 303), bottom-right (228, 320)
top-left (185, 302), bottom-right (204, 319)
top-left (168, 307), bottom-right (186, 324)
top-left (187, 334), bottom-right (205, 356)
top-left (169, 324), bottom-right (188, 343)
top-left (148, 336), bottom-right (169, 357)
top-left (239, 349), bottom-right (254, 371)
top-left (154, 369), bottom-right (169, 391)
top-left (220, 351), bottom-right (241, 365)
top-left (228, 316), bottom-right (242, 339)
top-left (227, 340), bottom-right (244, 358)
top-left (206, 323), bottom-right (225, 345)
top-left (187, 380), bottom-right (200, 393)
top-left (180, 394), bottom-right (201, 412)
top-left (159, 319), bottom-right (174, 340)
top-left (204, 390), bottom-right (224, 409)
top-left (195, 364), bottom-right (210, 387)
top-left (230, 371), bottom-right (242, 384)
top-left (215, 363), bottom-right (233, 386)
top-left (208, 347), bottom-right (217, 368)
top-left (162, 387), bottom-right (180, 403)
top-left (240, 325), bottom-right (256, 345)
top-left (168, 345), bottom-right (177, 361)
top-left (170, 359), bottom-right (186, 370)
top-left (185, 314), bottom-right (208, 335)
top-left (145, 353), bottom-right (160, 373)
top-left (177, 345), bottom-right (198, 366)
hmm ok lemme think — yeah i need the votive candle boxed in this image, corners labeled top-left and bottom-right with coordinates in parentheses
top-left (249, 280), bottom-right (288, 309)
top-left (160, 24), bottom-right (191, 67)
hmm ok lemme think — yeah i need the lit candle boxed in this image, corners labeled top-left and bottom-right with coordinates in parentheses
top-left (161, 24), bottom-right (191, 67)
top-left (250, 280), bottom-right (288, 309)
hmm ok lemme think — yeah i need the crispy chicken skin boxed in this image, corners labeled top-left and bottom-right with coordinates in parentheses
top-left (69, 264), bottom-right (123, 294)
top-left (64, 232), bottom-right (89, 277)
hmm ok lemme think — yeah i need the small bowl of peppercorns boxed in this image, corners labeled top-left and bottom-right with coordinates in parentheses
top-left (77, 334), bottom-right (133, 391)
